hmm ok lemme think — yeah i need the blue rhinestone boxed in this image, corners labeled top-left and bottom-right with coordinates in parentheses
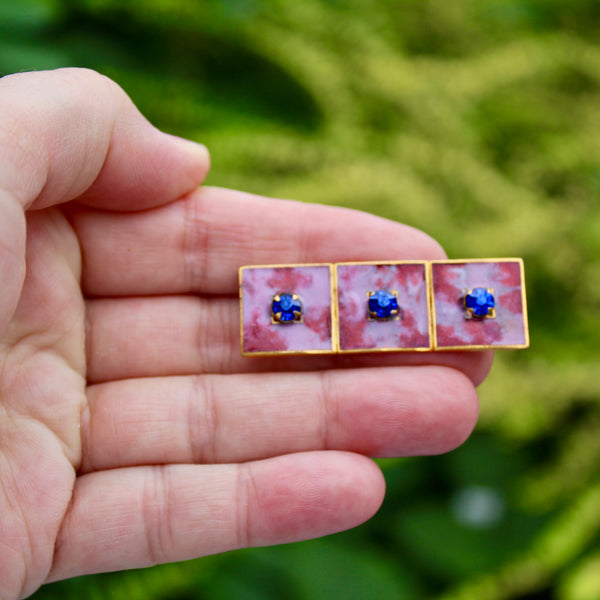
top-left (368, 290), bottom-right (399, 320)
top-left (279, 294), bottom-right (294, 311)
top-left (465, 288), bottom-right (495, 318)
top-left (272, 293), bottom-right (302, 323)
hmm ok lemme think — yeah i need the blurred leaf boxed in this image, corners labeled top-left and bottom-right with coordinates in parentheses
top-left (0, 0), bottom-right (58, 32)
top-left (282, 540), bottom-right (422, 600)
top-left (393, 500), bottom-right (545, 581)
top-left (559, 550), bottom-right (600, 600)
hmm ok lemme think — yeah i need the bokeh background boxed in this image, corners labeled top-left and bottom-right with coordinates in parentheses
top-left (3, 0), bottom-right (600, 598)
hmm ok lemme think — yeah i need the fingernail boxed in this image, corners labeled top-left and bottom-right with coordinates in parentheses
top-left (178, 138), bottom-right (210, 162)
top-left (167, 134), bottom-right (210, 163)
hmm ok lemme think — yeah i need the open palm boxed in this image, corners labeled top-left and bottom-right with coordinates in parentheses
top-left (0, 69), bottom-right (490, 600)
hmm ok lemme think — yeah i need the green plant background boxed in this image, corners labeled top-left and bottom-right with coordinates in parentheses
top-left (3, 0), bottom-right (600, 598)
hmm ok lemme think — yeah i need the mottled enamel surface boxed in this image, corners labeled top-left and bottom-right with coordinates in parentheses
top-left (336, 263), bottom-right (431, 351)
top-left (432, 261), bottom-right (527, 349)
top-left (241, 265), bottom-right (334, 354)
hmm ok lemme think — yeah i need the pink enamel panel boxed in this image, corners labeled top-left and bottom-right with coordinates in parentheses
top-left (432, 260), bottom-right (527, 349)
top-left (336, 263), bottom-right (431, 351)
top-left (241, 265), bottom-right (334, 354)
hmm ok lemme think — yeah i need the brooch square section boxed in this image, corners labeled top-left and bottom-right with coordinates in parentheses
top-left (431, 259), bottom-right (529, 350)
top-left (335, 262), bottom-right (432, 352)
top-left (240, 264), bottom-right (335, 355)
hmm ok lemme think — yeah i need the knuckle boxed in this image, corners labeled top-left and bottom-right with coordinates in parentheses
top-left (141, 467), bottom-right (174, 565)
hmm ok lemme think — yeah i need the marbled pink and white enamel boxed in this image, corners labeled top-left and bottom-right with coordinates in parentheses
top-left (432, 260), bottom-right (527, 349)
top-left (241, 265), bottom-right (334, 354)
top-left (336, 263), bottom-right (431, 351)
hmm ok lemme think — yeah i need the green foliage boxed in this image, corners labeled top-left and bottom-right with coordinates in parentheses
top-left (3, 0), bottom-right (600, 598)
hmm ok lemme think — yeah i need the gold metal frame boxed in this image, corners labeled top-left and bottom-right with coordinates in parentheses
top-left (239, 263), bottom-right (337, 357)
top-left (429, 258), bottom-right (530, 351)
top-left (239, 258), bottom-right (529, 355)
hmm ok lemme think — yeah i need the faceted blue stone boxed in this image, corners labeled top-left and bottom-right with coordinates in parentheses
top-left (279, 294), bottom-right (294, 311)
top-left (272, 293), bottom-right (302, 323)
top-left (465, 288), bottom-right (495, 317)
top-left (368, 290), bottom-right (399, 320)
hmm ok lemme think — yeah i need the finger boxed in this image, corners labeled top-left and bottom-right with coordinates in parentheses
top-left (0, 190), bottom-right (25, 331)
top-left (80, 367), bottom-right (479, 472)
top-left (85, 295), bottom-right (493, 385)
top-left (48, 452), bottom-right (384, 581)
top-left (69, 186), bottom-right (446, 297)
top-left (0, 68), bottom-right (209, 212)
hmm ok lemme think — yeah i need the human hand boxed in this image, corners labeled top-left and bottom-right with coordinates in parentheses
top-left (0, 68), bottom-right (490, 599)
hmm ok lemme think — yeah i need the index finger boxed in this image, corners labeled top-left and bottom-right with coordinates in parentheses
top-left (69, 186), bottom-right (447, 297)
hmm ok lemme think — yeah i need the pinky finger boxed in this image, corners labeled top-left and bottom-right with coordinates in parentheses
top-left (47, 452), bottom-right (384, 581)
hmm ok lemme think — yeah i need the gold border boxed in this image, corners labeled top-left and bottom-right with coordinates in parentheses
top-left (330, 263), bottom-right (340, 353)
top-left (426, 260), bottom-right (435, 347)
top-left (239, 263), bottom-right (337, 357)
top-left (335, 261), bottom-right (434, 353)
top-left (429, 258), bottom-right (530, 351)
top-left (335, 260), bottom-right (430, 267)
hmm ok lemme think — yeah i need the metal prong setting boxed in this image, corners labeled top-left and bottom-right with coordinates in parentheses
top-left (367, 290), bottom-right (401, 321)
top-left (271, 292), bottom-right (303, 324)
top-left (463, 287), bottom-right (496, 320)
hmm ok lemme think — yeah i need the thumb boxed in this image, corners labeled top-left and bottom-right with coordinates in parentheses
top-left (0, 68), bottom-right (210, 212)
top-left (0, 67), bottom-right (210, 330)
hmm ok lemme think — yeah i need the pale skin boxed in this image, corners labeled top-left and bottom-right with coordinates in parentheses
top-left (0, 68), bottom-right (492, 600)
